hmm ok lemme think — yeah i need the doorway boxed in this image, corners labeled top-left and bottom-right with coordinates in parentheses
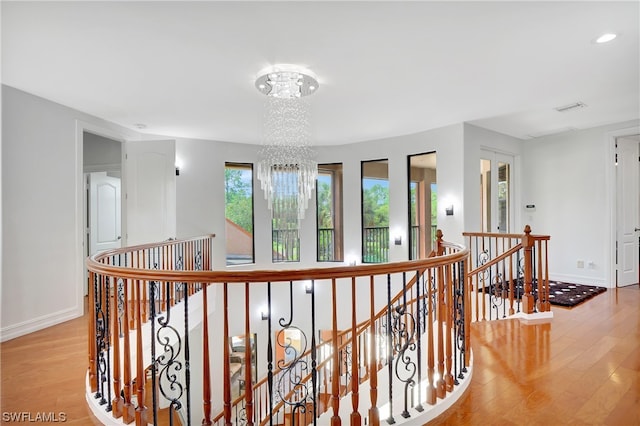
top-left (615, 135), bottom-right (640, 287)
top-left (82, 131), bottom-right (124, 295)
top-left (480, 150), bottom-right (514, 233)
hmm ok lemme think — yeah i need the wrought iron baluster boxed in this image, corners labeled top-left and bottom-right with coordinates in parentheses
top-left (415, 269), bottom-right (424, 412)
top-left (386, 273), bottom-right (395, 424)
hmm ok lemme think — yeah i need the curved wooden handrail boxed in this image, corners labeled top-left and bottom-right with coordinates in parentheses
top-left (87, 243), bottom-right (468, 284)
top-left (88, 232), bottom-right (470, 426)
top-left (462, 231), bottom-right (550, 241)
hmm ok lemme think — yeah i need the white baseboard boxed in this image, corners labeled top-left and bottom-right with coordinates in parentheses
top-left (550, 273), bottom-right (609, 287)
top-left (0, 306), bottom-right (83, 342)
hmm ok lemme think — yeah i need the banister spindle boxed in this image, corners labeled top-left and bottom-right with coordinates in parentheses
top-left (112, 277), bottom-right (123, 418)
top-left (330, 278), bottom-right (341, 426)
top-left (203, 283), bottom-right (213, 426)
top-left (134, 279), bottom-right (147, 425)
top-left (544, 240), bottom-right (550, 311)
top-left (445, 264), bottom-right (454, 392)
top-left (385, 274), bottom-right (395, 425)
top-left (436, 264), bottom-right (446, 399)
top-left (522, 225), bottom-right (535, 314)
top-left (244, 282), bottom-right (254, 426)
top-left (368, 275), bottom-right (379, 426)
top-left (426, 268), bottom-right (436, 405)
top-left (88, 270), bottom-right (97, 392)
top-left (122, 279), bottom-right (135, 424)
top-left (223, 283), bottom-right (231, 426)
top-left (350, 276), bottom-right (361, 426)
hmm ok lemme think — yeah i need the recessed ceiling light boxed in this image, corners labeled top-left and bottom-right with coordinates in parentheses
top-left (596, 33), bottom-right (617, 44)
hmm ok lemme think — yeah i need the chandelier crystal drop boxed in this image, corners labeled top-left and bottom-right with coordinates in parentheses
top-left (255, 65), bottom-right (319, 224)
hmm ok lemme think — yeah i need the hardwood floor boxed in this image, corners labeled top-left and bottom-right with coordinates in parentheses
top-left (430, 285), bottom-right (640, 426)
top-left (1, 287), bottom-right (638, 425)
top-left (0, 311), bottom-right (101, 425)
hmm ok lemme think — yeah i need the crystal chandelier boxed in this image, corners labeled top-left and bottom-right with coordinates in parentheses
top-left (255, 65), bottom-right (319, 224)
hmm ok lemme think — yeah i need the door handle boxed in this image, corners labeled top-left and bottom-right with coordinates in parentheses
top-left (117, 236), bottom-right (122, 240)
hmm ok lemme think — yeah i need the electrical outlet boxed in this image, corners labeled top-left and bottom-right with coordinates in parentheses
top-left (577, 260), bottom-right (584, 268)
top-left (588, 261), bottom-right (595, 269)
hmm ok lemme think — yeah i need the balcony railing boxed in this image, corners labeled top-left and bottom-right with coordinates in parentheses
top-left (464, 225), bottom-right (552, 321)
top-left (86, 231), bottom-right (475, 426)
top-left (409, 224), bottom-right (437, 259)
top-left (86, 226), bottom-right (550, 426)
top-left (317, 227), bottom-right (335, 261)
top-left (363, 226), bottom-right (389, 263)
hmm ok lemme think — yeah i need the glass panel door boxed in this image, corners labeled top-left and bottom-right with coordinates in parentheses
top-left (480, 151), bottom-right (513, 233)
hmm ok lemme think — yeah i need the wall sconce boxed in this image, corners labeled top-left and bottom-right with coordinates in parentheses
top-left (346, 255), bottom-right (358, 266)
top-left (394, 235), bottom-right (402, 245)
top-left (445, 205), bottom-right (454, 216)
top-left (259, 305), bottom-right (269, 320)
top-left (304, 280), bottom-right (313, 294)
top-left (175, 166), bottom-right (180, 176)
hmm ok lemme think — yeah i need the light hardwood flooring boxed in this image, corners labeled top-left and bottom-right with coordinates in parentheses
top-left (1, 287), bottom-right (638, 425)
top-left (431, 285), bottom-right (640, 426)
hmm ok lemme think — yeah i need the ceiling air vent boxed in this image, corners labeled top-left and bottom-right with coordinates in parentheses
top-left (554, 102), bottom-right (587, 112)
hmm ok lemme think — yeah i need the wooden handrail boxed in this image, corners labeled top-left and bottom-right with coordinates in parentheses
top-left (87, 232), bottom-right (472, 426)
top-left (468, 243), bottom-right (523, 276)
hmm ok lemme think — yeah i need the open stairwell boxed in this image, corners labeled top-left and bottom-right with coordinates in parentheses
top-left (86, 227), bottom-right (550, 425)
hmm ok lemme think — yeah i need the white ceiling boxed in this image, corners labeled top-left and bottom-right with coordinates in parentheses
top-left (2, 1), bottom-right (638, 145)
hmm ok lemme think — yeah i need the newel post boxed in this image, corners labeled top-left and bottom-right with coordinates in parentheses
top-left (521, 225), bottom-right (535, 314)
top-left (435, 229), bottom-right (444, 256)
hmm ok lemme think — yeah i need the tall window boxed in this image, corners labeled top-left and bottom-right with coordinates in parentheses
top-left (362, 160), bottom-right (389, 263)
top-left (408, 152), bottom-right (437, 259)
top-left (317, 164), bottom-right (344, 262)
top-left (225, 163), bottom-right (254, 265)
top-left (272, 170), bottom-right (300, 262)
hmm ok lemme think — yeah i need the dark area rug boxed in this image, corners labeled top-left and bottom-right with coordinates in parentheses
top-left (547, 281), bottom-right (607, 307)
top-left (479, 280), bottom-right (607, 308)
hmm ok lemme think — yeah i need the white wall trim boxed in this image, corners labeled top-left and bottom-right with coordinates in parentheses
top-left (84, 163), bottom-right (121, 173)
top-left (0, 306), bottom-right (81, 342)
top-left (551, 272), bottom-right (608, 287)
top-left (605, 125), bottom-right (640, 288)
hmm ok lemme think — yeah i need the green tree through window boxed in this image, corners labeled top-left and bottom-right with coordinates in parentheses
top-left (225, 164), bottom-right (254, 265)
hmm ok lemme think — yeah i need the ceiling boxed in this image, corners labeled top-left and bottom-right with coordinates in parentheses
top-left (2, 1), bottom-right (638, 145)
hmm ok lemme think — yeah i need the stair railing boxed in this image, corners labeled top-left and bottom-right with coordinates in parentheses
top-left (464, 225), bottom-right (551, 321)
top-left (86, 231), bottom-right (469, 426)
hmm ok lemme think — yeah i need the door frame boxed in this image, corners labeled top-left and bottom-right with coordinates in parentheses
top-left (480, 148), bottom-right (516, 233)
top-left (76, 120), bottom-right (136, 313)
top-left (606, 125), bottom-right (640, 288)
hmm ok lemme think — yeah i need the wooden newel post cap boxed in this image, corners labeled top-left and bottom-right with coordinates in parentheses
top-left (522, 225), bottom-right (533, 248)
top-left (436, 229), bottom-right (443, 240)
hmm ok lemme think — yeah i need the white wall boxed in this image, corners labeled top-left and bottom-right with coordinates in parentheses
top-left (176, 123), bottom-right (468, 269)
top-left (83, 131), bottom-right (122, 170)
top-left (1, 85), bottom-right (138, 341)
top-left (521, 120), bottom-right (640, 286)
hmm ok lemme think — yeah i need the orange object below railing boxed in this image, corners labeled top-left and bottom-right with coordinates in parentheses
top-left (86, 232), bottom-right (471, 426)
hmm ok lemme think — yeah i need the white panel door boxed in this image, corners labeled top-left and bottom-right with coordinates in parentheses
top-left (89, 172), bottom-right (122, 255)
top-left (125, 140), bottom-right (176, 246)
top-left (616, 138), bottom-right (640, 287)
